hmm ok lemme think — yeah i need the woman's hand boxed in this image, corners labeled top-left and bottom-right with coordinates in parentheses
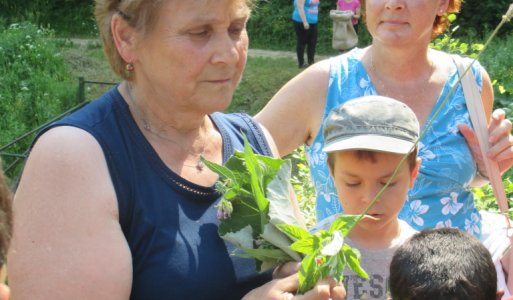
top-left (272, 262), bottom-right (300, 279)
top-left (243, 272), bottom-right (346, 300)
top-left (459, 108), bottom-right (513, 176)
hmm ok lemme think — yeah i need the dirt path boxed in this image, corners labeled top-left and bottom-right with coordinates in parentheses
top-left (68, 38), bottom-right (313, 60)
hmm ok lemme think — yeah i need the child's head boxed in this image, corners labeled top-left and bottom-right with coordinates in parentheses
top-left (389, 228), bottom-right (501, 300)
top-left (322, 96), bottom-right (420, 230)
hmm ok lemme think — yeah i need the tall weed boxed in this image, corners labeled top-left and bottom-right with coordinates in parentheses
top-left (0, 23), bottom-right (75, 178)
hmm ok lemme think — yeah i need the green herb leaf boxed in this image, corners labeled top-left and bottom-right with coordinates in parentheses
top-left (290, 235), bottom-right (319, 255)
top-left (298, 253), bottom-right (320, 294)
top-left (328, 214), bottom-right (361, 236)
top-left (262, 223), bottom-right (302, 261)
top-left (343, 244), bottom-right (369, 279)
top-left (276, 223), bottom-right (311, 241)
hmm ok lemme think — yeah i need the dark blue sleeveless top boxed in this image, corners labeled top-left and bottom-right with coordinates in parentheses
top-left (41, 87), bottom-right (273, 299)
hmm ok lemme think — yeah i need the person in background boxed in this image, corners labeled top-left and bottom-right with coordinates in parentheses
top-left (0, 162), bottom-right (12, 300)
top-left (6, 0), bottom-right (345, 299)
top-left (388, 228), bottom-right (510, 300)
top-left (292, 0), bottom-right (320, 68)
top-left (312, 96), bottom-right (420, 300)
top-left (337, 0), bottom-right (361, 33)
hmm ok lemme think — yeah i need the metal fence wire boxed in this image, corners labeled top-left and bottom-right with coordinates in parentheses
top-left (0, 77), bottom-right (116, 186)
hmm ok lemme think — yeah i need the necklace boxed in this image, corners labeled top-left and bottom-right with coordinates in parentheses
top-left (125, 84), bottom-right (207, 172)
top-left (369, 50), bottom-right (434, 100)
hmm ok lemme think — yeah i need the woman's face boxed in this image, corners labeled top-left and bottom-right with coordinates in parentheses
top-left (365, 0), bottom-right (449, 46)
top-left (131, 0), bottom-right (250, 113)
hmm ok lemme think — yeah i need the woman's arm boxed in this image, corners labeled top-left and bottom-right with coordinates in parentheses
top-left (297, 0), bottom-right (310, 29)
top-left (255, 61), bottom-right (331, 157)
top-left (7, 127), bottom-right (132, 299)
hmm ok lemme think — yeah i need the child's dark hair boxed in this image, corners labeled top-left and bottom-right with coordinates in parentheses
top-left (327, 148), bottom-right (418, 172)
top-left (389, 228), bottom-right (497, 300)
top-left (0, 164), bottom-right (12, 267)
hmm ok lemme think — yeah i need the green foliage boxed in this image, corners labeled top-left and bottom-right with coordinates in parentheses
top-left (0, 22), bottom-right (75, 177)
top-left (279, 215), bottom-right (369, 294)
top-left (430, 16), bottom-right (513, 122)
top-left (473, 178), bottom-right (513, 219)
top-left (480, 33), bottom-right (513, 113)
top-left (203, 137), bottom-right (305, 272)
top-left (457, 0), bottom-right (513, 37)
top-left (204, 137), bottom-right (367, 294)
top-left (290, 146), bottom-right (317, 228)
top-left (0, 0), bottom-right (97, 37)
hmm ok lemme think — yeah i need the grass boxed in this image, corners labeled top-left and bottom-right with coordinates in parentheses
top-left (231, 57), bottom-right (302, 115)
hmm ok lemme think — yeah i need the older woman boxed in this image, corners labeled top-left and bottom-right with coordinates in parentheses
top-left (6, 1), bottom-right (345, 299)
top-left (257, 0), bottom-right (513, 234)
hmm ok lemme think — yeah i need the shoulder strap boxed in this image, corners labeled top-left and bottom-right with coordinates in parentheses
top-left (452, 55), bottom-right (510, 216)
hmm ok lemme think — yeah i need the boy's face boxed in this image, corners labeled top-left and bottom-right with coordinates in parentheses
top-left (330, 150), bottom-right (419, 233)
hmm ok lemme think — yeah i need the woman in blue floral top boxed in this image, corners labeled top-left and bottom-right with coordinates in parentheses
top-left (256, 0), bottom-right (513, 238)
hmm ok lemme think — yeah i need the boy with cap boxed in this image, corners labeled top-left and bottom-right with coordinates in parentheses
top-left (311, 95), bottom-right (420, 300)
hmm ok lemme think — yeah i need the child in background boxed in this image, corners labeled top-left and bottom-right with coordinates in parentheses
top-left (337, 0), bottom-right (361, 33)
top-left (312, 95), bottom-right (420, 299)
top-left (389, 228), bottom-right (510, 300)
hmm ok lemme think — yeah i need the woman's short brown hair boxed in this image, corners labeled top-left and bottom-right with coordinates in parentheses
top-left (359, 0), bottom-right (462, 39)
top-left (95, 0), bottom-right (255, 80)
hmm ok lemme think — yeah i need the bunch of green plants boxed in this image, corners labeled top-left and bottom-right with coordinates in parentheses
top-left (0, 22), bottom-right (75, 178)
top-left (203, 137), bottom-right (368, 294)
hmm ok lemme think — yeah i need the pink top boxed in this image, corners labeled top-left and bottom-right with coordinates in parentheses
top-left (337, 0), bottom-right (361, 25)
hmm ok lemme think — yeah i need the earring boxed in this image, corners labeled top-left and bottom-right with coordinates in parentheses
top-left (125, 62), bottom-right (134, 72)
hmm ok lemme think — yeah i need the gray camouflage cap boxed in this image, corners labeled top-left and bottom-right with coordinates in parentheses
top-left (323, 96), bottom-right (420, 154)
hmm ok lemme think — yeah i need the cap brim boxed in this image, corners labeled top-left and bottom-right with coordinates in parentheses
top-left (322, 135), bottom-right (415, 154)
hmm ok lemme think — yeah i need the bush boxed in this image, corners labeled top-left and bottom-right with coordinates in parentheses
top-left (0, 0), bottom-right (97, 37)
top-left (0, 22), bottom-right (76, 178)
top-left (457, 0), bottom-right (513, 37)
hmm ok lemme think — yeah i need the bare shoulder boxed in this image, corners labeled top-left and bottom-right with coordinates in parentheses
top-left (8, 126), bottom-right (132, 299)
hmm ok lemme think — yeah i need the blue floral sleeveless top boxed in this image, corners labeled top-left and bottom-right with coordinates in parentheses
top-left (308, 48), bottom-right (484, 237)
